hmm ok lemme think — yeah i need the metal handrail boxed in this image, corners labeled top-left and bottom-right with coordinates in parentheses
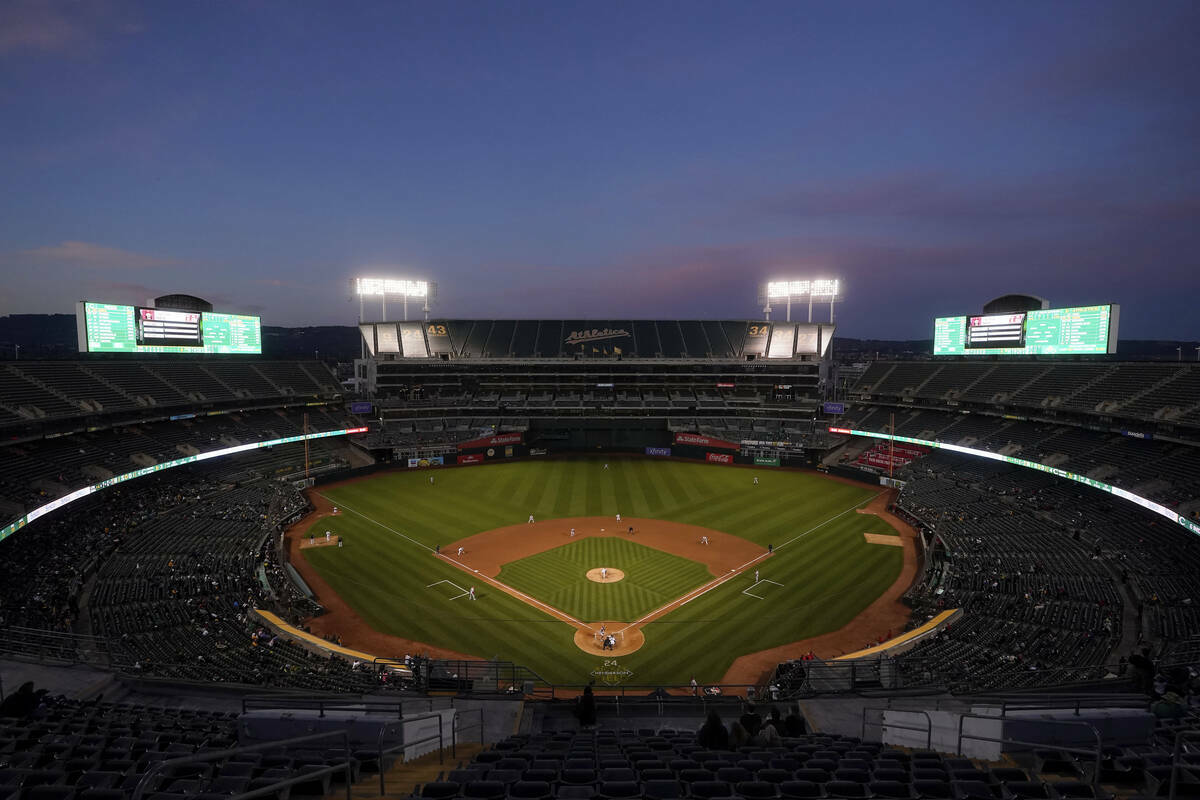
top-left (956, 712), bottom-right (1104, 788)
top-left (1168, 729), bottom-right (1200, 800)
top-left (377, 711), bottom-right (447, 796)
top-left (861, 706), bottom-right (933, 750)
top-left (453, 707), bottom-right (486, 757)
top-left (241, 695), bottom-right (406, 717)
top-left (131, 729), bottom-right (353, 800)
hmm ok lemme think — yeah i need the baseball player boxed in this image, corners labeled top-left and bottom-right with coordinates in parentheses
top-left (528, 514), bottom-right (535, 524)
top-left (325, 530), bottom-right (331, 542)
top-left (755, 569), bottom-right (760, 583)
top-left (429, 475), bottom-right (434, 485)
top-left (753, 476), bottom-right (759, 485)
top-left (627, 525), bottom-right (634, 535)
top-left (309, 533), bottom-right (315, 546)
top-left (601, 567), bottom-right (608, 580)
top-left (701, 536), bottom-right (709, 545)
top-left (570, 527), bottom-right (576, 537)
top-left (603, 463), bottom-right (609, 470)
top-left (615, 513), bottom-right (621, 523)
top-left (457, 546), bottom-right (465, 556)
top-left (468, 587), bottom-right (476, 600)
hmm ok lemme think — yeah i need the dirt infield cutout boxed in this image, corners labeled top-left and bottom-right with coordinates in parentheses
top-left (863, 532), bottom-right (903, 546)
top-left (586, 567), bottom-right (625, 583)
top-left (573, 621), bottom-right (646, 655)
top-left (438, 516), bottom-right (767, 655)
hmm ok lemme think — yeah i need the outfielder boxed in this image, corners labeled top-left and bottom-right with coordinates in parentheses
top-left (753, 476), bottom-right (759, 485)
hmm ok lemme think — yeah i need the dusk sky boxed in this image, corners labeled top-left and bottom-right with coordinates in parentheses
top-left (1, 1), bottom-right (1197, 339)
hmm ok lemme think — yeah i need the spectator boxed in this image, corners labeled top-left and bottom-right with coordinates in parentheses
top-left (697, 710), bottom-right (729, 749)
top-left (739, 701), bottom-right (763, 738)
top-left (577, 684), bottom-right (596, 728)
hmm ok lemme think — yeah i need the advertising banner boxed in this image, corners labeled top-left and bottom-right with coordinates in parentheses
top-left (457, 432), bottom-right (523, 451)
top-left (350, 401), bottom-right (374, 414)
top-left (754, 456), bottom-right (781, 467)
top-left (530, 448), bottom-right (548, 456)
top-left (706, 452), bottom-right (733, 464)
top-left (822, 401), bottom-right (846, 414)
top-left (457, 454), bottom-right (484, 465)
top-left (645, 446), bottom-right (672, 457)
top-left (504, 445), bottom-right (514, 458)
top-left (406, 456), bottom-right (444, 468)
top-left (674, 432), bottom-right (740, 451)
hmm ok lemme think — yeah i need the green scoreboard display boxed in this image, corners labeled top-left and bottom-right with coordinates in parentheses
top-left (933, 304), bottom-right (1118, 356)
top-left (76, 302), bottom-right (262, 354)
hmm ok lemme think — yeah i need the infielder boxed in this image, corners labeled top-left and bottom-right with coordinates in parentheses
top-left (615, 513), bottom-right (621, 523)
top-left (570, 527), bottom-right (576, 537)
top-left (457, 546), bottom-right (465, 556)
top-left (528, 514), bottom-right (535, 523)
top-left (755, 569), bottom-right (760, 583)
top-left (325, 530), bottom-right (331, 542)
top-left (468, 587), bottom-right (476, 600)
top-left (701, 536), bottom-right (709, 545)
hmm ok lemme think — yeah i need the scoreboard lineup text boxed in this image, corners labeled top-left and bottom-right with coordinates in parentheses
top-left (933, 305), bottom-right (1117, 356)
top-left (78, 302), bottom-right (262, 354)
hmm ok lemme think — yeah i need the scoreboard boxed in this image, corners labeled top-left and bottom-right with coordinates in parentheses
top-left (934, 305), bottom-right (1118, 356)
top-left (77, 302), bottom-right (262, 354)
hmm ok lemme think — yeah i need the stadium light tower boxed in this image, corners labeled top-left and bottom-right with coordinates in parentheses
top-left (352, 277), bottom-right (437, 323)
top-left (759, 279), bottom-right (842, 323)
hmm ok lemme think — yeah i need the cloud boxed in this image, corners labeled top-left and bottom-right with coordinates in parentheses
top-left (0, 0), bottom-right (142, 56)
top-left (15, 241), bottom-right (181, 270)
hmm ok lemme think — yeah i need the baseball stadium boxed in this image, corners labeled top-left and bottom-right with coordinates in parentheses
top-left (2, 287), bottom-right (1199, 799)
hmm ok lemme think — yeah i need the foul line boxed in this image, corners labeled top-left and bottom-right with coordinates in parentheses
top-left (615, 492), bottom-right (885, 634)
top-left (315, 493), bottom-right (433, 551)
top-left (316, 492), bottom-right (596, 631)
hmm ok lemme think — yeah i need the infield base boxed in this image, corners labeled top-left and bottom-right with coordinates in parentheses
top-left (574, 621), bottom-right (645, 655)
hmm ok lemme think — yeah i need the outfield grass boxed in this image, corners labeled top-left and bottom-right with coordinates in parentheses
top-left (496, 538), bottom-right (713, 622)
top-left (303, 457), bottom-right (903, 684)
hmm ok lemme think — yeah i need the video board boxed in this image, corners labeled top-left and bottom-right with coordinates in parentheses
top-left (933, 305), bottom-right (1117, 356)
top-left (77, 302), bottom-right (262, 354)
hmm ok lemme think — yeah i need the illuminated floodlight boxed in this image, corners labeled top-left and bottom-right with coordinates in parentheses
top-left (350, 276), bottom-right (437, 338)
top-left (766, 279), bottom-right (840, 299)
top-left (355, 277), bottom-right (429, 298)
top-left (760, 278), bottom-right (842, 322)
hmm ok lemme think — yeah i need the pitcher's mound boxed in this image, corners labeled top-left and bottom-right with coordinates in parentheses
top-left (586, 567), bottom-right (624, 583)
top-left (573, 622), bottom-right (645, 655)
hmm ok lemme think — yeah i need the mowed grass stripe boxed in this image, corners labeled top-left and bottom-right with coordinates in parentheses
top-left (497, 538), bottom-right (711, 621)
top-left (312, 457), bottom-right (901, 684)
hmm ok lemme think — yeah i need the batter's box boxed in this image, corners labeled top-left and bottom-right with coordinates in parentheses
top-left (426, 579), bottom-right (471, 601)
top-left (743, 578), bottom-right (784, 600)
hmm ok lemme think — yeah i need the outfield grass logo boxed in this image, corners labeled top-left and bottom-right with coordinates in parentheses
top-left (591, 659), bottom-right (633, 686)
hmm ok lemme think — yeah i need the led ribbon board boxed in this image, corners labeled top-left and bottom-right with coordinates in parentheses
top-left (0, 427), bottom-right (368, 544)
top-left (828, 426), bottom-right (1200, 537)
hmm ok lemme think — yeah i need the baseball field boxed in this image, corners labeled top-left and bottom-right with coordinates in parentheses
top-left (294, 456), bottom-right (909, 686)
